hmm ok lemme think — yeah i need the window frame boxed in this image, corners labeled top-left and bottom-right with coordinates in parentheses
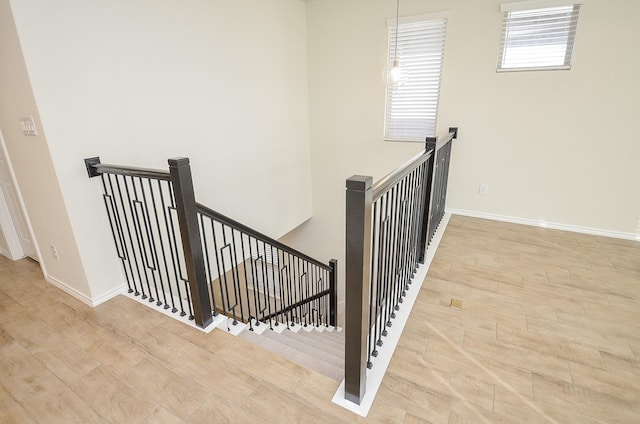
top-left (497, 1), bottom-right (581, 72)
top-left (383, 13), bottom-right (448, 143)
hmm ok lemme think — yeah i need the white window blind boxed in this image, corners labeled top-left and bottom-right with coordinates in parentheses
top-left (384, 18), bottom-right (447, 142)
top-left (498, 3), bottom-right (581, 71)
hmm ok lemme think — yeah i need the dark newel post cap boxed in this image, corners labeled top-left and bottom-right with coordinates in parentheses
top-left (346, 175), bottom-right (373, 192)
top-left (84, 156), bottom-right (100, 178)
top-left (168, 157), bottom-right (190, 167)
top-left (449, 127), bottom-right (459, 139)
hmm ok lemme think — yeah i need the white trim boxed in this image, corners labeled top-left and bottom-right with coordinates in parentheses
top-left (0, 129), bottom-right (40, 262)
top-left (501, 0), bottom-right (581, 13)
top-left (386, 11), bottom-right (449, 27)
top-left (91, 284), bottom-right (127, 306)
top-left (122, 289), bottom-right (226, 334)
top-left (45, 274), bottom-right (126, 307)
top-left (0, 246), bottom-right (19, 260)
top-left (496, 65), bottom-right (571, 73)
top-left (0, 187), bottom-right (24, 260)
top-left (44, 274), bottom-right (101, 307)
top-left (447, 209), bottom-right (640, 241)
top-left (384, 137), bottom-right (424, 144)
top-left (332, 213), bottom-right (452, 417)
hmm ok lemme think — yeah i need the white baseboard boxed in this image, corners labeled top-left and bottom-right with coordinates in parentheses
top-left (45, 274), bottom-right (96, 307)
top-left (91, 284), bottom-right (127, 306)
top-left (0, 247), bottom-right (25, 261)
top-left (332, 213), bottom-right (451, 417)
top-left (447, 209), bottom-right (640, 241)
top-left (45, 274), bottom-right (125, 307)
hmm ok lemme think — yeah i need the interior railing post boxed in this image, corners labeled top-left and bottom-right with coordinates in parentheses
top-left (168, 157), bottom-right (213, 329)
top-left (418, 137), bottom-right (437, 263)
top-left (345, 175), bottom-right (373, 405)
top-left (329, 259), bottom-right (338, 327)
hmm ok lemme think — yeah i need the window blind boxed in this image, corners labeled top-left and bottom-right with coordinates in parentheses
top-left (384, 18), bottom-right (447, 141)
top-left (498, 4), bottom-right (581, 71)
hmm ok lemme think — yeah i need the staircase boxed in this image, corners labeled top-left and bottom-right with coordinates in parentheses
top-left (237, 325), bottom-right (344, 381)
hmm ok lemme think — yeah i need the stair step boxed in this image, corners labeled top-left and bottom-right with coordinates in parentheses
top-left (262, 328), bottom-right (344, 367)
top-left (238, 327), bottom-right (343, 381)
top-left (277, 327), bottom-right (344, 358)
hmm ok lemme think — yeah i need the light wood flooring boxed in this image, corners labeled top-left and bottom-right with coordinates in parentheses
top-left (1, 215), bottom-right (639, 423)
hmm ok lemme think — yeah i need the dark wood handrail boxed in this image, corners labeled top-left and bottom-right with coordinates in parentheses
top-left (85, 159), bottom-right (171, 181)
top-left (372, 130), bottom-right (455, 200)
top-left (261, 288), bottom-right (330, 323)
top-left (196, 203), bottom-right (332, 272)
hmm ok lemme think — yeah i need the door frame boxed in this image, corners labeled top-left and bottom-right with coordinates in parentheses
top-left (0, 127), bottom-right (40, 261)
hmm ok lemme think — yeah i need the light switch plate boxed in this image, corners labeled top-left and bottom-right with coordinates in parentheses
top-left (19, 117), bottom-right (38, 136)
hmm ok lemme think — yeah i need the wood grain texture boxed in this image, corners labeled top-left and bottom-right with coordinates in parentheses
top-left (0, 215), bottom-right (638, 423)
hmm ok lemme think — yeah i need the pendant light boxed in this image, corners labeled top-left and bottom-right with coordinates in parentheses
top-left (386, 0), bottom-right (408, 87)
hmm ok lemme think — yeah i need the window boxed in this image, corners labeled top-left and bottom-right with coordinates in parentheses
top-left (384, 17), bottom-right (447, 142)
top-left (498, 2), bottom-right (581, 71)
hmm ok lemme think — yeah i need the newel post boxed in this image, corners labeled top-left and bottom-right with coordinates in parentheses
top-left (417, 137), bottom-right (437, 263)
top-left (168, 158), bottom-right (213, 329)
top-left (328, 259), bottom-right (338, 327)
top-left (344, 175), bottom-right (373, 405)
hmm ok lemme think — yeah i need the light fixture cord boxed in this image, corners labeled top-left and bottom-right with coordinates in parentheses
top-left (393, 0), bottom-right (400, 65)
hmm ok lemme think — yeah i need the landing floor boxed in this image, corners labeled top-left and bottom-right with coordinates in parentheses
top-left (1, 215), bottom-right (639, 422)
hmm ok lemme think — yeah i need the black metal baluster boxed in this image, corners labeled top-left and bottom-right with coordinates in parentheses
top-left (101, 174), bottom-right (133, 293)
top-left (135, 177), bottom-right (159, 304)
top-left (395, 177), bottom-right (408, 308)
top-left (388, 184), bottom-right (400, 324)
top-left (219, 226), bottom-right (237, 325)
top-left (229, 228), bottom-right (245, 323)
top-left (148, 179), bottom-right (169, 307)
top-left (269, 244), bottom-right (282, 327)
top-left (166, 189), bottom-right (188, 316)
top-left (248, 237), bottom-right (263, 326)
top-left (115, 175), bottom-right (145, 297)
top-left (199, 215), bottom-right (217, 316)
top-left (238, 232), bottom-right (254, 330)
top-left (368, 200), bottom-right (380, 367)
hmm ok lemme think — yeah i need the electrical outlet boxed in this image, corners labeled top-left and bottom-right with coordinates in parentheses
top-left (479, 184), bottom-right (489, 195)
top-left (49, 244), bottom-right (59, 260)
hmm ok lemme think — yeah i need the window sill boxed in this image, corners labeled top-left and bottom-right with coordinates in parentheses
top-left (497, 65), bottom-right (571, 73)
top-left (384, 138), bottom-right (425, 143)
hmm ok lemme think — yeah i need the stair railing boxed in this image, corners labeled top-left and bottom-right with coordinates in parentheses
top-left (343, 128), bottom-right (457, 405)
top-left (196, 203), bottom-right (338, 331)
top-left (85, 157), bottom-right (337, 330)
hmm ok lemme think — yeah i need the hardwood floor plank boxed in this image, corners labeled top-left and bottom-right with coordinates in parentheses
top-left (16, 373), bottom-right (101, 423)
top-left (532, 373), bottom-right (640, 423)
top-left (31, 342), bottom-right (101, 386)
top-left (462, 331), bottom-right (572, 383)
top-left (388, 350), bottom-right (494, 412)
top-left (69, 366), bottom-right (157, 422)
top-left (0, 383), bottom-right (34, 424)
top-left (189, 394), bottom-right (261, 423)
top-left (368, 374), bottom-right (452, 424)
top-left (140, 406), bottom-right (186, 424)
top-left (569, 360), bottom-right (640, 402)
top-left (423, 339), bottom-right (534, 397)
top-left (72, 325), bottom-right (148, 375)
top-left (167, 345), bottom-right (260, 404)
top-left (526, 315), bottom-right (634, 357)
top-left (213, 339), bottom-right (309, 393)
top-left (122, 357), bottom-right (211, 420)
top-left (0, 216), bottom-right (638, 423)
top-left (496, 323), bottom-right (603, 368)
top-left (242, 382), bottom-right (348, 424)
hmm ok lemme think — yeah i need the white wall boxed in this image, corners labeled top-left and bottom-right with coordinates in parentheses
top-left (437, 0), bottom-right (640, 236)
top-left (283, 0), bottom-right (640, 303)
top-left (0, 0), bottom-right (92, 299)
top-left (6, 0), bottom-right (313, 302)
